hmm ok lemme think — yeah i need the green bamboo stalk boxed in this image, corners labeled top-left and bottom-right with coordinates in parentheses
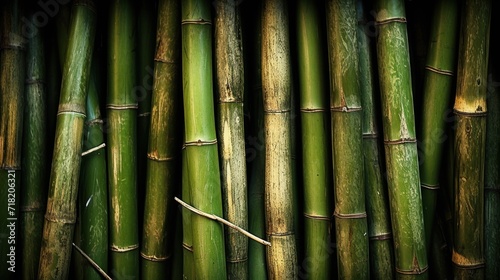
top-left (79, 57), bottom-right (108, 280)
top-left (485, 41), bottom-right (500, 280)
top-left (452, 1), bottom-right (491, 278)
top-left (136, 0), bottom-right (156, 224)
top-left (0, 1), bottom-right (25, 279)
top-left (141, 0), bottom-right (182, 278)
top-left (261, 0), bottom-right (298, 278)
top-left (326, 0), bottom-right (369, 278)
top-left (214, 1), bottom-right (248, 279)
top-left (107, 0), bottom-right (140, 278)
top-left (19, 12), bottom-right (47, 280)
top-left (37, 1), bottom-right (96, 278)
top-left (181, 0), bottom-right (227, 278)
top-left (242, 0), bottom-right (267, 277)
top-left (357, 0), bottom-right (394, 278)
top-left (374, 0), bottom-right (428, 278)
top-left (296, 0), bottom-right (332, 278)
top-left (181, 145), bottom-right (194, 280)
top-left (418, 0), bottom-right (460, 248)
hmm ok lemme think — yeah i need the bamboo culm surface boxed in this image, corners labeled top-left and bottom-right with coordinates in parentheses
top-left (140, 0), bottom-right (182, 278)
top-left (357, 0), bottom-right (394, 278)
top-left (214, 1), bottom-right (248, 279)
top-left (418, 0), bottom-right (460, 248)
top-left (20, 11), bottom-right (46, 280)
top-left (452, 0), bottom-right (491, 278)
top-left (261, 0), bottom-right (298, 278)
top-left (107, 0), bottom-right (140, 278)
top-left (297, 0), bottom-right (332, 278)
top-left (37, 1), bottom-right (96, 278)
top-left (182, 0), bottom-right (227, 278)
top-left (375, 0), bottom-right (428, 278)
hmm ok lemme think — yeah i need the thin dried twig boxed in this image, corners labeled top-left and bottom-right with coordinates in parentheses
top-left (174, 196), bottom-right (271, 246)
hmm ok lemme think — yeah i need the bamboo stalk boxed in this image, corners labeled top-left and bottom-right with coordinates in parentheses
top-left (0, 1), bottom-right (25, 279)
top-left (357, 0), bottom-right (394, 278)
top-left (261, 0), bottom-right (298, 278)
top-left (181, 0), bottom-right (227, 278)
top-left (136, 0), bottom-right (157, 226)
top-left (79, 57), bottom-right (108, 280)
top-left (452, 0), bottom-right (492, 278)
top-left (326, 0), bottom-right (369, 278)
top-left (0, 1), bottom-right (26, 278)
top-left (181, 145), bottom-right (194, 280)
top-left (296, 0), bottom-right (332, 278)
top-left (485, 35), bottom-right (500, 280)
top-left (140, 0), bottom-right (182, 278)
top-left (241, 0), bottom-right (267, 278)
top-left (37, 1), bottom-right (96, 278)
top-left (19, 11), bottom-right (47, 280)
top-left (214, 1), bottom-right (248, 279)
top-left (374, 0), bottom-right (428, 278)
top-left (418, 0), bottom-right (460, 248)
top-left (107, 0), bottom-right (140, 278)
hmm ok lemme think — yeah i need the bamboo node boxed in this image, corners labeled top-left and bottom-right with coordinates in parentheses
top-left (330, 106), bottom-right (362, 112)
top-left (263, 108), bottom-right (291, 114)
top-left (227, 257), bottom-right (249, 264)
top-left (384, 138), bottom-right (417, 145)
top-left (362, 132), bottom-right (378, 139)
top-left (425, 65), bottom-right (454, 76)
top-left (369, 232), bottom-right (392, 241)
top-left (110, 244), bottom-right (139, 252)
top-left (333, 211), bottom-right (367, 219)
top-left (182, 18), bottom-right (212, 25)
top-left (421, 183), bottom-right (439, 190)
top-left (175, 197), bottom-right (271, 246)
top-left (453, 108), bottom-right (487, 117)
top-left (182, 243), bottom-right (194, 252)
top-left (300, 108), bottom-right (326, 113)
top-left (107, 104), bottom-right (139, 110)
top-left (375, 17), bottom-right (407, 26)
top-left (146, 153), bottom-right (176, 162)
top-left (140, 252), bottom-right (171, 262)
top-left (266, 231), bottom-right (295, 237)
top-left (395, 265), bottom-right (429, 275)
top-left (44, 213), bottom-right (76, 224)
top-left (82, 143), bottom-right (106, 156)
top-left (185, 139), bottom-right (218, 147)
top-left (303, 213), bottom-right (331, 221)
